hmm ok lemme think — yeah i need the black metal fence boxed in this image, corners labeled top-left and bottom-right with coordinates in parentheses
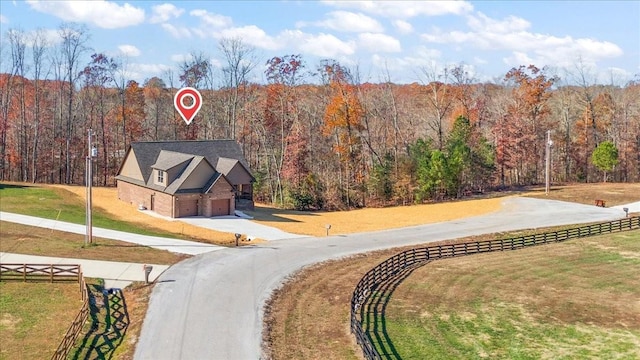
top-left (350, 216), bottom-right (640, 359)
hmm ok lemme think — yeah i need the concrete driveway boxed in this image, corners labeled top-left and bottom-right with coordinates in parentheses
top-left (134, 197), bottom-right (626, 360)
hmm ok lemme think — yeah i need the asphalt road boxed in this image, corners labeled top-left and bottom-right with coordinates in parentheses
top-left (134, 197), bottom-right (625, 360)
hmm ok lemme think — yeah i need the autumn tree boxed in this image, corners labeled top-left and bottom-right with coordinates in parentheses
top-left (321, 60), bottom-right (365, 208)
top-left (121, 80), bottom-right (146, 144)
top-left (568, 59), bottom-right (608, 182)
top-left (615, 80), bottom-right (640, 182)
top-left (143, 76), bottom-right (170, 140)
top-left (3, 28), bottom-right (27, 181)
top-left (260, 54), bottom-right (305, 205)
top-left (0, 50), bottom-right (13, 180)
top-left (501, 65), bottom-right (556, 184)
top-left (179, 52), bottom-right (210, 88)
top-left (79, 53), bottom-right (117, 185)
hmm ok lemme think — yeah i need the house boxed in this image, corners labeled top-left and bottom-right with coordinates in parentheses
top-left (115, 140), bottom-right (254, 218)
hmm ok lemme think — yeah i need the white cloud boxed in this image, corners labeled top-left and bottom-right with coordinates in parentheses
top-left (370, 46), bottom-right (443, 82)
top-left (421, 12), bottom-right (624, 69)
top-left (307, 11), bottom-right (383, 33)
top-left (213, 25), bottom-right (280, 50)
top-left (130, 63), bottom-right (171, 75)
top-left (601, 67), bottom-right (632, 85)
top-left (0, 15), bottom-right (8, 24)
top-left (322, 0), bottom-right (473, 18)
top-left (22, 28), bottom-right (62, 47)
top-left (118, 44), bottom-right (141, 57)
top-left (190, 9), bottom-right (232, 28)
top-left (285, 30), bottom-right (355, 58)
top-left (393, 20), bottom-right (413, 34)
top-left (473, 56), bottom-right (488, 65)
top-left (150, 3), bottom-right (184, 24)
top-left (171, 53), bottom-right (193, 63)
top-left (358, 33), bottom-right (401, 53)
top-left (503, 51), bottom-right (535, 68)
top-left (161, 23), bottom-right (192, 38)
top-left (467, 12), bottom-right (530, 33)
top-left (26, 0), bottom-right (145, 29)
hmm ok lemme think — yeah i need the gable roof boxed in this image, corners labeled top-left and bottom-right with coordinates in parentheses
top-left (216, 157), bottom-right (239, 175)
top-left (163, 155), bottom-right (210, 194)
top-left (127, 140), bottom-right (251, 183)
top-left (152, 150), bottom-right (194, 171)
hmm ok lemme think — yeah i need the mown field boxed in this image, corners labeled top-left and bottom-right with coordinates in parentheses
top-left (264, 230), bottom-right (640, 360)
top-left (384, 230), bottom-right (640, 359)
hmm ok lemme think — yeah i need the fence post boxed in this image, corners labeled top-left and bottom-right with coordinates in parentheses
top-left (23, 264), bottom-right (26, 282)
top-left (50, 264), bottom-right (54, 283)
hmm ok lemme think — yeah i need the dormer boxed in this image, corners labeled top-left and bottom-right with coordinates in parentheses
top-left (150, 150), bottom-right (194, 187)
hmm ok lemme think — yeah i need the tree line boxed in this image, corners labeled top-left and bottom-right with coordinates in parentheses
top-left (2, 23), bottom-right (638, 210)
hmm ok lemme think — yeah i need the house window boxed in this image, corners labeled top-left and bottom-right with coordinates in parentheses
top-left (157, 170), bottom-right (165, 184)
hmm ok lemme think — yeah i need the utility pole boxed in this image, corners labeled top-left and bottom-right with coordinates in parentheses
top-left (545, 130), bottom-right (553, 195)
top-left (85, 129), bottom-right (96, 246)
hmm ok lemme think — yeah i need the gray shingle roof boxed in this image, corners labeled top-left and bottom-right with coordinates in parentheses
top-left (128, 140), bottom-right (251, 183)
top-left (152, 150), bottom-right (194, 171)
top-left (216, 157), bottom-right (239, 175)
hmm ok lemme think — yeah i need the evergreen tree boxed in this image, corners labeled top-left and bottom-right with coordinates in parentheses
top-left (591, 141), bottom-right (619, 182)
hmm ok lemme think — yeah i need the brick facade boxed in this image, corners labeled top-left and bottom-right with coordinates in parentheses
top-left (117, 179), bottom-right (234, 218)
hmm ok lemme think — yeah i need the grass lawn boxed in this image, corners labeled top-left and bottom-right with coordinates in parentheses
top-left (383, 230), bottom-right (640, 359)
top-left (0, 222), bottom-right (188, 264)
top-left (0, 183), bottom-right (189, 239)
top-left (0, 281), bottom-right (82, 360)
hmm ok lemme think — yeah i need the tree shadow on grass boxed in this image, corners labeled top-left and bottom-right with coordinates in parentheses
top-left (249, 205), bottom-right (323, 223)
top-left (72, 284), bottom-right (130, 360)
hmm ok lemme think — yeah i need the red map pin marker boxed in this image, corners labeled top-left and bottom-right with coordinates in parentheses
top-left (174, 87), bottom-right (202, 125)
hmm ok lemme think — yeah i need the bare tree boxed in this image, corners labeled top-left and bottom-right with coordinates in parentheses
top-left (58, 22), bottom-right (90, 184)
top-left (163, 68), bottom-right (180, 140)
top-left (219, 37), bottom-right (257, 139)
top-left (8, 28), bottom-right (30, 181)
top-left (568, 58), bottom-right (603, 182)
top-left (1, 28), bottom-right (26, 181)
top-left (30, 28), bottom-right (49, 183)
top-left (419, 64), bottom-right (455, 150)
top-left (112, 54), bottom-right (130, 153)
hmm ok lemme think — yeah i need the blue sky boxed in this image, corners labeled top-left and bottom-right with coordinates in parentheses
top-left (1, 1), bottom-right (638, 85)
